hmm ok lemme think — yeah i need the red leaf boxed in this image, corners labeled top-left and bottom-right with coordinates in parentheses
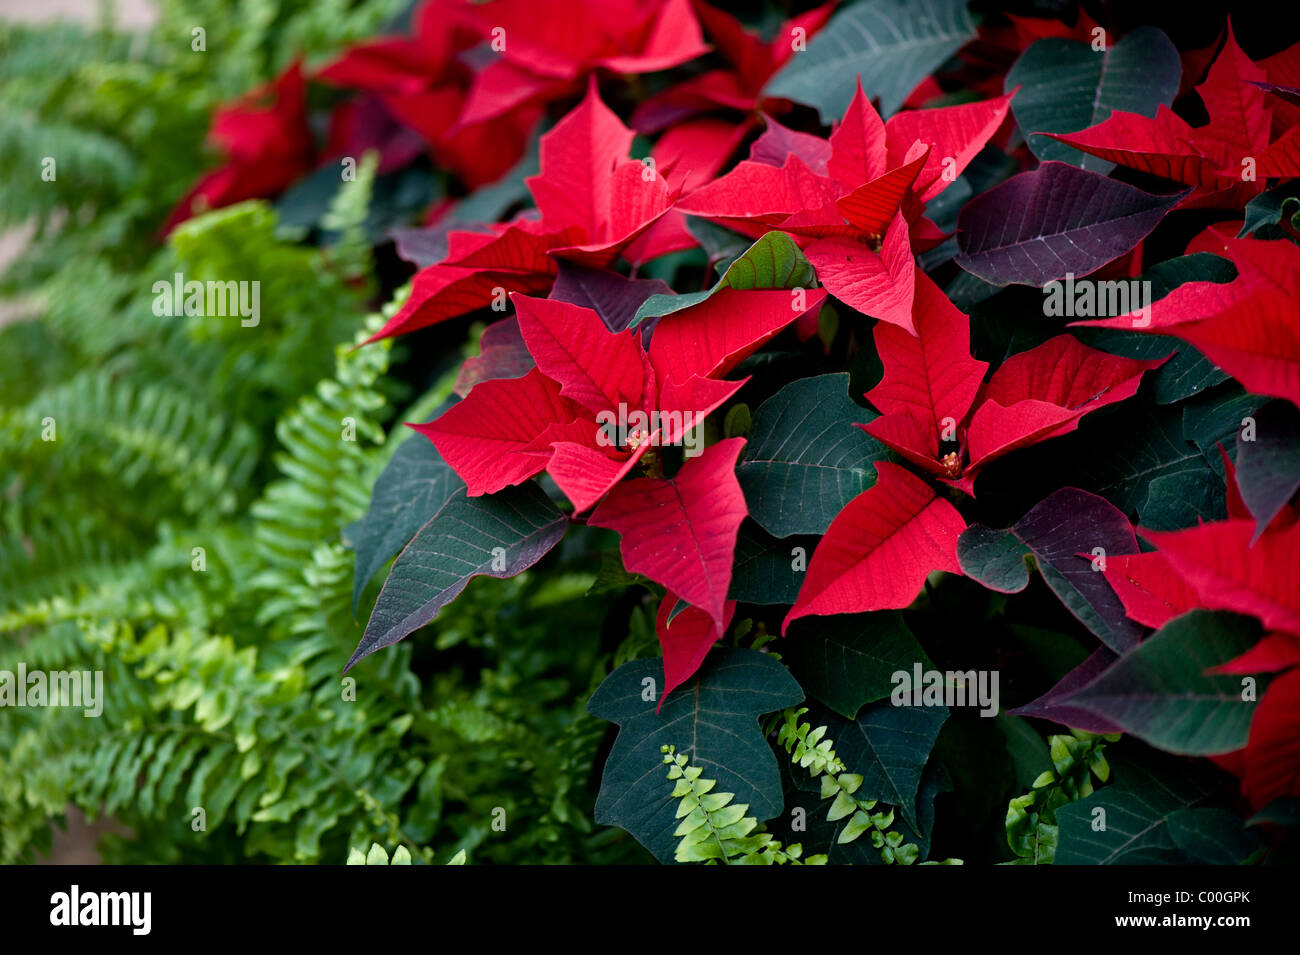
top-left (596, 0), bottom-right (710, 75)
top-left (1244, 668), bottom-right (1300, 811)
top-left (677, 153), bottom-right (840, 225)
top-left (365, 260), bottom-right (554, 342)
top-left (836, 146), bottom-right (929, 238)
top-left (414, 367), bottom-right (586, 495)
top-left (544, 441), bottom-right (649, 514)
top-left (827, 81), bottom-right (889, 190)
top-left (526, 80), bottom-right (637, 237)
top-left (1102, 551), bottom-right (1201, 630)
top-left (966, 336), bottom-right (1164, 470)
top-left (783, 461), bottom-right (967, 630)
top-left (1211, 633), bottom-right (1300, 675)
top-left (1140, 518), bottom-right (1300, 637)
top-left (1194, 23), bottom-right (1272, 162)
top-left (805, 211), bottom-right (916, 332)
top-left (655, 591), bottom-right (736, 709)
top-left (513, 294), bottom-right (650, 417)
top-left (589, 438), bottom-right (749, 632)
top-left (1071, 237), bottom-right (1300, 408)
top-left (864, 272), bottom-right (988, 468)
top-left (648, 287), bottom-right (827, 385)
top-left (455, 58), bottom-right (567, 129)
top-left (883, 90), bottom-right (1016, 202)
top-left (1046, 106), bottom-right (1221, 188)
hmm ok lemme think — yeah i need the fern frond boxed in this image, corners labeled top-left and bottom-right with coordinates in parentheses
top-left (662, 745), bottom-right (825, 865)
top-left (775, 707), bottom-right (931, 865)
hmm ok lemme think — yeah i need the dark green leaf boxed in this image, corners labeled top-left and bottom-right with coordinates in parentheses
top-left (727, 520), bottom-right (816, 605)
top-left (1005, 27), bottom-right (1180, 172)
top-left (347, 408), bottom-right (463, 609)
top-left (346, 482), bottom-right (567, 670)
top-left (784, 612), bottom-right (932, 718)
top-left (1054, 611), bottom-right (1262, 754)
top-left (764, 0), bottom-right (977, 121)
top-left (587, 649), bottom-right (804, 864)
top-left (1056, 751), bottom-right (1217, 864)
top-left (736, 373), bottom-right (891, 537)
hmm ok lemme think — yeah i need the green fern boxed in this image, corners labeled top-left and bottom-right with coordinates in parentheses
top-left (662, 746), bottom-right (826, 865)
top-left (1005, 730), bottom-right (1118, 865)
top-left (346, 842), bottom-right (467, 865)
top-left (774, 707), bottom-right (943, 865)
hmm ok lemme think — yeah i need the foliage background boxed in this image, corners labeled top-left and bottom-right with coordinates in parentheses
top-left (0, 0), bottom-right (652, 865)
top-left (1, 0), bottom-right (1293, 866)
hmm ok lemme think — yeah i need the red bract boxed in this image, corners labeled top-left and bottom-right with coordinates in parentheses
top-left (415, 294), bottom-right (743, 512)
top-left (863, 273), bottom-right (1164, 493)
top-left (316, 0), bottom-right (536, 187)
top-left (1047, 26), bottom-right (1298, 208)
top-left (654, 592), bottom-right (737, 709)
top-left (1073, 236), bottom-right (1300, 408)
top-left (591, 438), bottom-right (749, 634)
top-left (631, 0), bottom-right (837, 131)
top-left (679, 83), bottom-right (1013, 330)
top-left (454, 0), bottom-right (709, 127)
top-left (782, 461), bottom-right (967, 630)
top-left (163, 62), bottom-right (314, 234)
top-left (368, 81), bottom-right (676, 341)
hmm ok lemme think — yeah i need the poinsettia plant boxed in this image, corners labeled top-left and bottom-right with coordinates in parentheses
top-left (176, 0), bottom-right (1300, 865)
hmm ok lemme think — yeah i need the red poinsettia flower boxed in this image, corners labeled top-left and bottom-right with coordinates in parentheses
top-left (779, 274), bottom-right (1161, 631)
top-left (366, 81), bottom-right (679, 342)
top-left (452, 0), bottom-right (710, 129)
top-left (163, 61), bottom-right (314, 234)
top-left (414, 291), bottom-right (812, 631)
top-left (865, 272), bottom-right (1165, 495)
top-left (631, 0), bottom-right (838, 132)
top-left (678, 82), bottom-right (1014, 330)
top-left (1046, 25), bottom-right (1300, 209)
top-left (316, 0), bottom-right (537, 187)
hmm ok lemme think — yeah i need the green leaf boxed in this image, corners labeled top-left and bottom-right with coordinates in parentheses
top-left (587, 648), bottom-right (803, 864)
top-left (736, 373), bottom-right (891, 537)
top-left (727, 521), bottom-right (818, 605)
top-left (1166, 808), bottom-right (1263, 864)
top-left (976, 397), bottom-right (1228, 532)
top-left (784, 612), bottom-right (932, 718)
top-left (1056, 752), bottom-right (1218, 864)
top-left (764, 0), bottom-right (977, 122)
top-left (1055, 610), bottom-right (1261, 755)
top-left (954, 525), bottom-right (1031, 593)
top-left (1234, 400), bottom-right (1300, 540)
top-left (1239, 180), bottom-right (1300, 238)
top-left (632, 231), bottom-right (814, 326)
top-left (346, 402), bottom-right (463, 610)
top-left (347, 483), bottom-right (568, 671)
top-left (1005, 27), bottom-right (1181, 172)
